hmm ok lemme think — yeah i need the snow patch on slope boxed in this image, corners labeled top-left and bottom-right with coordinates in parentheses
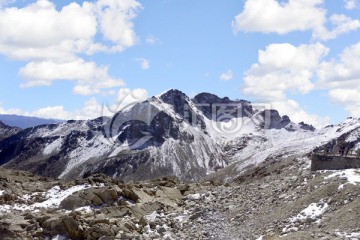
top-left (229, 118), bottom-right (360, 178)
top-left (325, 169), bottom-right (360, 189)
top-left (59, 136), bottom-right (112, 178)
top-left (0, 184), bottom-right (90, 213)
top-left (43, 137), bottom-right (63, 155)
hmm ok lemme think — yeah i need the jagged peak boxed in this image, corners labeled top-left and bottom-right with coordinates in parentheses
top-left (299, 122), bottom-right (316, 131)
top-left (158, 89), bottom-right (189, 102)
top-left (193, 92), bottom-right (230, 104)
top-left (193, 92), bottom-right (250, 105)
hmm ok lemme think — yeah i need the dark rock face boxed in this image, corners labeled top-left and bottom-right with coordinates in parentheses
top-left (0, 124), bottom-right (97, 178)
top-left (116, 112), bottom-right (182, 149)
top-left (159, 89), bottom-right (189, 118)
top-left (0, 121), bottom-right (21, 142)
top-left (259, 110), bottom-right (291, 130)
top-left (193, 93), bottom-right (253, 120)
top-left (159, 89), bottom-right (206, 130)
top-left (299, 122), bottom-right (316, 132)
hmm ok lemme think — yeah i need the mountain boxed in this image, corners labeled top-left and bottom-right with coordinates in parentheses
top-left (1, 90), bottom-right (360, 239)
top-left (0, 89), bottom-right (359, 182)
top-left (0, 121), bottom-right (21, 141)
top-left (0, 114), bottom-right (63, 129)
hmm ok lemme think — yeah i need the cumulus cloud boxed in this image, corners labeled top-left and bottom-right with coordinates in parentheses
top-left (271, 100), bottom-right (330, 128)
top-left (232, 0), bottom-right (360, 41)
top-left (0, 88), bottom-right (148, 120)
top-left (19, 59), bottom-right (125, 95)
top-left (135, 58), bottom-right (150, 70)
top-left (220, 70), bottom-right (234, 81)
top-left (243, 43), bottom-right (328, 101)
top-left (313, 14), bottom-right (360, 40)
top-left (146, 35), bottom-right (162, 45)
top-left (0, 0), bottom-right (14, 8)
top-left (242, 41), bottom-right (360, 125)
top-left (344, 0), bottom-right (357, 9)
top-left (232, 0), bottom-right (326, 34)
top-left (317, 42), bottom-right (360, 117)
top-left (241, 42), bottom-right (330, 127)
top-left (0, 0), bottom-right (141, 95)
top-left (111, 88), bottom-right (148, 111)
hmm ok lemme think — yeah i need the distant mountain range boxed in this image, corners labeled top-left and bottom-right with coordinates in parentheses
top-left (0, 114), bottom-right (63, 129)
top-left (0, 89), bottom-right (359, 182)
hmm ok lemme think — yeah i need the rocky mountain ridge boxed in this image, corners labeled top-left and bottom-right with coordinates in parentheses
top-left (0, 89), bottom-right (359, 183)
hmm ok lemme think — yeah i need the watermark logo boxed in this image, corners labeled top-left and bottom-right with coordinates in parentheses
top-left (94, 95), bottom-right (272, 149)
top-left (209, 103), bottom-right (245, 135)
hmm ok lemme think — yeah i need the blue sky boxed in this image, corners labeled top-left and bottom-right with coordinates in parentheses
top-left (0, 0), bottom-right (359, 127)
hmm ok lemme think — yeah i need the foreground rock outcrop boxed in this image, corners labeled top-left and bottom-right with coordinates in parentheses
top-left (1, 154), bottom-right (360, 240)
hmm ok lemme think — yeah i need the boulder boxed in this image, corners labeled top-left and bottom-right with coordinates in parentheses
top-left (42, 217), bottom-right (67, 236)
top-left (62, 216), bottom-right (83, 240)
top-left (122, 188), bottom-right (153, 203)
top-left (155, 186), bottom-right (183, 200)
top-left (127, 201), bottom-right (163, 220)
top-left (60, 194), bottom-right (87, 210)
top-left (79, 189), bottom-right (104, 206)
top-left (93, 188), bottom-right (118, 204)
top-left (102, 206), bottom-right (129, 218)
top-left (85, 223), bottom-right (117, 240)
top-left (0, 225), bottom-right (22, 240)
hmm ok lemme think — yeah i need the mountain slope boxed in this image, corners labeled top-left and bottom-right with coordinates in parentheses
top-left (0, 121), bottom-right (21, 142)
top-left (0, 89), bottom-right (359, 182)
top-left (0, 90), bottom-right (226, 180)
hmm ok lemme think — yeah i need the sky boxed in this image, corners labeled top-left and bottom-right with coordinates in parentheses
top-left (0, 0), bottom-right (360, 128)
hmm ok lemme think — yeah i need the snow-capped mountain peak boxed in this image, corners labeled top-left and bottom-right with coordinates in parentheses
top-left (0, 90), bottom-right (358, 182)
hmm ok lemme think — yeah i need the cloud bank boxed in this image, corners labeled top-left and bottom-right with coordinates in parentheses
top-left (0, 0), bottom-right (142, 95)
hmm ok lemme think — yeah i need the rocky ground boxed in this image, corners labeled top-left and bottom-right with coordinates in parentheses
top-left (0, 155), bottom-right (360, 240)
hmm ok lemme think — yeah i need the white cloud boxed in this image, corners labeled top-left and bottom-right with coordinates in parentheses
top-left (28, 98), bottom-right (107, 120)
top-left (31, 106), bottom-right (71, 120)
top-left (220, 70), bottom-right (234, 81)
top-left (241, 42), bottom-right (330, 127)
top-left (317, 42), bottom-right (360, 117)
top-left (94, 0), bottom-right (141, 50)
top-left (232, 0), bottom-right (360, 41)
top-left (344, 0), bottom-right (357, 9)
top-left (0, 0), bottom-right (142, 94)
top-left (232, 0), bottom-right (326, 34)
top-left (0, 0), bottom-right (14, 8)
top-left (272, 100), bottom-right (330, 128)
top-left (112, 88), bottom-right (148, 111)
top-left (19, 59), bottom-right (125, 95)
top-left (0, 88), bottom-right (148, 120)
top-left (135, 58), bottom-right (150, 70)
top-left (0, 104), bottom-right (22, 115)
top-left (317, 42), bottom-right (360, 86)
top-left (313, 14), bottom-right (360, 40)
top-left (146, 35), bottom-right (161, 45)
top-left (242, 41), bottom-right (360, 124)
top-left (243, 43), bottom-right (328, 101)
top-left (328, 89), bottom-right (360, 116)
